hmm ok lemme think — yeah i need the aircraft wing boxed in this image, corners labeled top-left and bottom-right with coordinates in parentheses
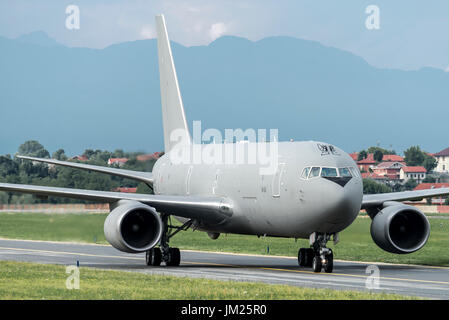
top-left (362, 187), bottom-right (449, 209)
top-left (0, 183), bottom-right (232, 224)
top-left (17, 156), bottom-right (153, 185)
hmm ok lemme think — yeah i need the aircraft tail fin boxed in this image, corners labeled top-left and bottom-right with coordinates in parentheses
top-left (155, 14), bottom-right (191, 152)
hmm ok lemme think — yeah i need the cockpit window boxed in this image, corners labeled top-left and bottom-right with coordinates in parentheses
top-left (338, 167), bottom-right (352, 177)
top-left (309, 167), bottom-right (321, 178)
top-left (348, 167), bottom-right (359, 178)
top-left (321, 167), bottom-right (338, 177)
top-left (301, 167), bottom-right (310, 179)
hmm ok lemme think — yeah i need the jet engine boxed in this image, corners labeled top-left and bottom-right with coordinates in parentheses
top-left (104, 201), bottom-right (162, 253)
top-left (370, 204), bottom-right (430, 254)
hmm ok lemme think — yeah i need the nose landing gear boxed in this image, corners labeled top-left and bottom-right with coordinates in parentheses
top-left (298, 233), bottom-right (334, 273)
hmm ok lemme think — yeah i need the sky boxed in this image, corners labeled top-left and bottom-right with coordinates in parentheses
top-left (0, 0), bottom-right (448, 71)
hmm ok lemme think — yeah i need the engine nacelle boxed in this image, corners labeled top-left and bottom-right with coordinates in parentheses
top-left (370, 204), bottom-right (430, 254)
top-left (104, 201), bottom-right (162, 253)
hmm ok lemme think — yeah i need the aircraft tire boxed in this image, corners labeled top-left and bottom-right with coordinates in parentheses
top-left (298, 248), bottom-right (307, 266)
top-left (146, 247), bottom-right (162, 266)
top-left (323, 251), bottom-right (333, 273)
top-left (312, 255), bottom-right (322, 273)
top-left (166, 247), bottom-right (181, 266)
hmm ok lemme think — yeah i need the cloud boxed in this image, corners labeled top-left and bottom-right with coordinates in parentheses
top-left (209, 22), bottom-right (227, 41)
top-left (445, 66), bottom-right (449, 72)
top-left (140, 25), bottom-right (155, 39)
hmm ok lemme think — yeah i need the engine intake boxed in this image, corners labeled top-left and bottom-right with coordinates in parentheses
top-left (104, 201), bottom-right (162, 253)
top-left (370, 204), bottom-right (430, 254)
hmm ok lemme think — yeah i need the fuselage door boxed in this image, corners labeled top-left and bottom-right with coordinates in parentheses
top-left (272, 162), bottom-right (285, 197)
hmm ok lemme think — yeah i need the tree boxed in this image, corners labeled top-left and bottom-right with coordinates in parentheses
top-left (422, 155), bottom-right (437, 173)
top-left (373, 150), bottom-right (383, 162)
top-left (422, 176), bottom-right (436, 183)
top-left (363, 179), bottom-right (392, 194)
top-left (52, 149), bottom-right (67, 161)
top-left (367, 146), bottom-right (395, 155)
top-left (17, 140), bottom-right (50, 158)
top-left (404, 146), bottom-right (425, 166)
top-left (358, 150), bottom-right (367, 161)
top-left (402, 179), bottom-right (418, 191)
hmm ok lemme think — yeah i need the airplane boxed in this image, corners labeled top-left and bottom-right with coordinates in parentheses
top-left (1, 14), bottom-right (449, 273)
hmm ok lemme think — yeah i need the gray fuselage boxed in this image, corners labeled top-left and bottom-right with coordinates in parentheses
top-left (152, 141), bottom-right (363, 239)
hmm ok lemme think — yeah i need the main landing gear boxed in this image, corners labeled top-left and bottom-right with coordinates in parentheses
top-left (297, 233), bottom-right (334, 273)
top-left (146, 214), bottom-right (192, 267)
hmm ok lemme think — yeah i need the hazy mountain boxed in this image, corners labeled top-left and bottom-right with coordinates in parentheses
top-left (15, 31), bottom-right (62, 47)
top-left (1, 32), bottom-right (448, 156)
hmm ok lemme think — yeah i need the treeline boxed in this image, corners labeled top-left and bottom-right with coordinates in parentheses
top-left (0, 141), bottom-right (160, 204)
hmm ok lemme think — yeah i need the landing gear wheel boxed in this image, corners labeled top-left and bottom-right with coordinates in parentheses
top-left (323, 251), bottom-right (333, 273)
top-left (166, 248), bottom-right (181, 266)
top-left (146, 247), bottom-right (162, 266)
top-left (312, 255), bottom-right (322, 273)
top-left (305, 248), bottom-right (314, 267)
top-left (298, 248), bottom-right (307, 267)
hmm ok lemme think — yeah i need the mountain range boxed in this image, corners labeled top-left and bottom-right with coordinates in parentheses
top-left (1, 31), bottom-right (448, 156)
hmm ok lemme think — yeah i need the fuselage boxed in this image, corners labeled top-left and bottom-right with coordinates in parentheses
top-left (152, 140), bottom-right (363, 239)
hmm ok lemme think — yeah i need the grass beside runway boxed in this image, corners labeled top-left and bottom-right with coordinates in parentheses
top-left (0, 260), bottom-right (414, 299)
top-left (1, 212), bottom-right (449, 266)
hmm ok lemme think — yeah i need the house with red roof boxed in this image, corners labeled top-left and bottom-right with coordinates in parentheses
top-left (113, 187), bottom-right (137, 193)
top-left (434, 147), bottom-right (449, 173)
top-left (400, 166), bottom-right (427, 183)
top-left (381, 154), bottom-right (405, 164)
top-left (71, 155), bottom-right (88, 162)
top-left (361, 172), bottom-right (389, 182)
top-left (414, 183), bottom-right (449, 205)
top-left (357, 153), bottom-right (376, 172)
top-left (372, 161), bottom-right (404, 180)
top-left (108, 158), bottom-right (129, 167)
top-left (136, 152), bottom-right (163, 162)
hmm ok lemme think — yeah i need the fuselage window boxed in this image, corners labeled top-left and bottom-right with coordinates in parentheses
top-left (309, 167), bottom-right (321, 178)
top-left (301, 167), bottom-right (310, 179)
top-left (338, 167), bottom-right (352, 177)
top-left (321, 167), bottom-right (338, 177)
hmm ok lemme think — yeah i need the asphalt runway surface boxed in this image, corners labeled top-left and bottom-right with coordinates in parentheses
top-left (1, 238), bottom-right (449, 299)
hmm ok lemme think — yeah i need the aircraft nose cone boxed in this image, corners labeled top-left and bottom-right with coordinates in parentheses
top-left (317, 179), bottom-right (362, 232)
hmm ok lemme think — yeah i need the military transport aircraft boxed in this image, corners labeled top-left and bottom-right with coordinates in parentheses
top-left (1, 15), bottom-right (448, 273)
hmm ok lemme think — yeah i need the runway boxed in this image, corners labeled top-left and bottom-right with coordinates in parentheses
top-left (1, 238), bottom-right (449, 299)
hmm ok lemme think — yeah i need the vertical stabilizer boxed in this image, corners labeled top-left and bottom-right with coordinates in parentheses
top-left (155, 14), bottom-right (191, 152)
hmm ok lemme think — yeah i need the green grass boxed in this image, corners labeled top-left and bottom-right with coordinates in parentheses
top-left (1, 212), bottom-right (449, 266)
top-left (0, 260), bottom-right (413, 299)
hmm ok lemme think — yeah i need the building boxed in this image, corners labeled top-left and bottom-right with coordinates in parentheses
top-left (71, 155), bottom-right (88, 162)
top-left (414, 183), bottom-right (449, 204)
top-left (357, 154), bottom-right (376, 172)
top-left (400, 166), bottom-right (427, 183)
top-left (433, 147), bottom-right (449, 173)
top-left (113, 187), bottom-right (137, 193)
top-left (372, 161), bottom-right (404, 180)
top-left (381, 154), bottom-right (405, 164)
top-left (361, 172), bottom-right (389, 183)
top-left (136, 152), bottom-right (163, 162)
top-left (108, 158), bottom-right (129, 167)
